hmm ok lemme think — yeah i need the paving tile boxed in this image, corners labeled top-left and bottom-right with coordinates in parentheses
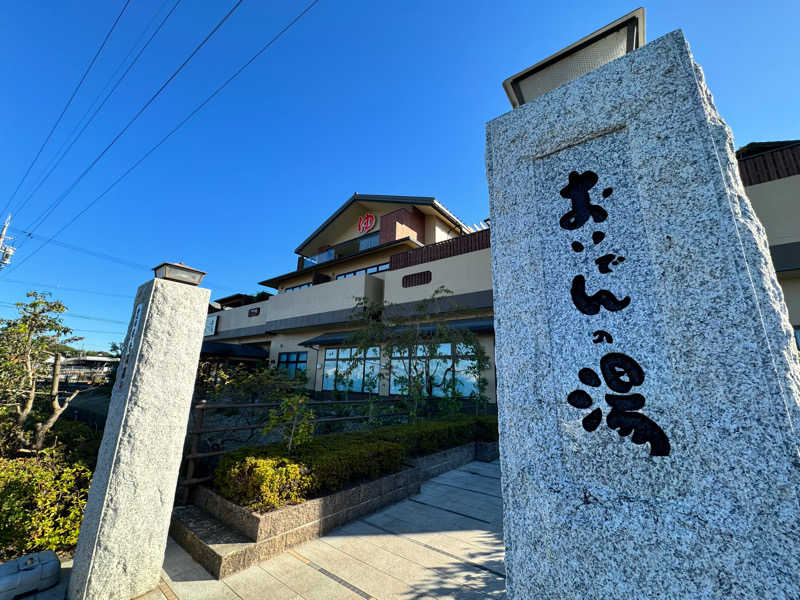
top-left (293, 539), bottom-right (414, 600)
top-left (223, 565), bottom-right (299, 600)
top-left (319, 529), bottom-right (504, 599)
top-left (259, 552), bottom-right (363, 600)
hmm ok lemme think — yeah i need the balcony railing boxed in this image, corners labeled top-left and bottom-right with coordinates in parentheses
top-left (390, 228), bottom-right (490, 270)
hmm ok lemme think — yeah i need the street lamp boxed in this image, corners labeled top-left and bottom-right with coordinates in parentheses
top-left (502, 8), bottom-right (645, 108)
top-left (152, 262), bottom-right (206, 286)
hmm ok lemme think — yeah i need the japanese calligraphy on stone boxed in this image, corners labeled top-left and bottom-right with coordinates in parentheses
top-left (560, 170), bottom-right (670, 456)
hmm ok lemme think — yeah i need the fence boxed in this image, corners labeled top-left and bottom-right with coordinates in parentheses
top-left (177, 395), bottom-right (411, 503)
top-left (176, 392), bottom-right (493, 504)
top-left (389, 228), bottom-right (490, 270)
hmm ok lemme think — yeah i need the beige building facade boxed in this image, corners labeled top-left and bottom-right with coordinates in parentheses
top-left (204, 142), bottom-right (800, 399)
top-left (737, 140), bottom-right (800, 343)
top-left (204, 193), bottom-right (495, 401)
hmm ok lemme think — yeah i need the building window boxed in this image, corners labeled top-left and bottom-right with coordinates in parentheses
top-left (389, 343), bottom-right (479, 397)
top-left (285, 282), bottom-right (312, 293)
top-left (358, 232), bottom-right (379, 252)
top-left (248, 307), bottom-right (260, 317)
top-left (322, 346), bottom-right (380, 392)
top-left (277, 352), bottom-right (307, 378)
top-left (335, 263), bottom-right (389, 280)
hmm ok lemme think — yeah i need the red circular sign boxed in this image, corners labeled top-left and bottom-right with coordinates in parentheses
top-left (357, 213), bottom-right (376, 233)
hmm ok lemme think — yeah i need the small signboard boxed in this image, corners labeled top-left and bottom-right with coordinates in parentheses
top-left (204, 314), bottom-right (218, 336)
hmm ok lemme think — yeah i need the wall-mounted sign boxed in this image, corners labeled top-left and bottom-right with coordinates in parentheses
top-left (357, 213), bottom-right (376, 234)
top-left (204, 314), bottom-right (218, 336)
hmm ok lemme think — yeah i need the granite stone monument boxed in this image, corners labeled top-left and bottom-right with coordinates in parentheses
top-left (486, 31), bottom-right (800, 598)
top-left (68, 277), bottom-right (210, 600)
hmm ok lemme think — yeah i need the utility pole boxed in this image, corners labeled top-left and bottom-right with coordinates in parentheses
top-left (0, 215), bottom-right (16, 271)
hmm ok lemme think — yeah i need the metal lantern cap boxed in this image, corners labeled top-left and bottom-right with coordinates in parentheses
top-left (502, 7), bottom-right (645, 108)
top-left (152, 262), bottom-right (206, 286)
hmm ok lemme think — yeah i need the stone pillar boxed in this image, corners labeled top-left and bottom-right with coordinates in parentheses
top-left (486, 31), bottom-right (799, 598)
top-left (68, 277), bottom-right (210, 600)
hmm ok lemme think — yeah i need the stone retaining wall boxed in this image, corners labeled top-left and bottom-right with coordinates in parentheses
top-left (192, 468), bottom-right (419, 542)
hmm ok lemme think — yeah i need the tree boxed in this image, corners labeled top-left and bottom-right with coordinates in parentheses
top-left (345, 286), bottom-right (490, 421)
top-left (0, 292), bottom-right (87, 454)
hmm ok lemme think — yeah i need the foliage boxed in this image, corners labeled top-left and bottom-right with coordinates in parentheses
top-left (213, 436), bottom-right (404, 512)
top-left (0, 451), bottom-right (91, 560)
top-left (264, 393), bottom-right (315, 454)
top-left (366, 416), bottom-right (482, 457)
top-left (346, 286), bottom-right (491, 420)
top-left (0, 292), bottom-right (97, 453)
top-left (213, 416), bottom-right (498, 512)
top-left (213, 456), bottom-right (313, 512)
top-left (474, 415), bottom-right (499, 442)
top-left (194, 361), bottom-right (306, 404)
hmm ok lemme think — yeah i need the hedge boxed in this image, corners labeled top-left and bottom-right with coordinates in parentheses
top-left (213, 438), bottom-right (404, 513)
top-left (0, 451), bottom-right (91, 561)
top-left (213, 415), bottom-right (498, 513)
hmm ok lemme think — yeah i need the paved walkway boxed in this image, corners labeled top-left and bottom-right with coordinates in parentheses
top-left (161, 460), bottom-right (505, 600)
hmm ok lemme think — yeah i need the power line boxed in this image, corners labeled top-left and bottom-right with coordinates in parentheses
top-left (1, 277), bottom-right (133, 299)
top-left (21, 0), bottom-right (245, 238)
top-left (1, 0), bottom-right (132, 217)
top-left (4, 227), bottom-right (240, 294)
top-left (69, 328), bottom-right (126, 335)
top-left (10, 0), bottom-right (183, 219)
top-left (0, 301), bottom-right (126, 324)
top-left (9, 227), bottom-right (150, 271)
top-left (5, 0), bottom-right (320, 276)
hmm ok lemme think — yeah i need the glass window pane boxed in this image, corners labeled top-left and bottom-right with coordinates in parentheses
top-left (454, 358), bottom-right (479, 397)
top-left (367, 266), bottom-right (377, 274)
top-left (415, 345), bottom-right (428, 358)
top-left (287, 352), bottom-right (297, 361)
top-left (378, 263), bottom-right (389, 271)
top-left (325, 349), bottom-right (337, 359)
top-left (287, 363), bottom-right (296, 377)
top-left (322, 361), bottom-right (337, 390)
top-left (359, 232), bottom-right (379, 252)
top-left (366, 346), bottom-right (380, 358)
top-left (350, 347), bottom-right (363, 358)
top-left (436, 343), bottom-right (451, 357)
top-left (348, 362), bottom-right (363, 392)
top-left (391, 345), bottom-right (408, 357)
top-left (429, 358), bottom-right (452, 398)
top-left (298, 352), bottom-right (307, 361)
top-left (363, 360), bottom-right (379, 393)
top-left (296, 362), bottom-right (307, 371)
top-left (338, 348), bottom-right (351, 358)
top-left (455, 342), bottom-right (474, 357)
top-left (390, 359), bottom-right (408, 395)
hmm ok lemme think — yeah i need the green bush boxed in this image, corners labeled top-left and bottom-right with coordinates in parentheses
top-left (366, 416), bottom-right (479, 457)
top-left (0, 451), bottom-right (91, 561)
top-left (213, 437), bottom-right (404, 512)
top-left (474, 415), bottom-right (499, 442)
top-left (213, 456), bottom-right (313, 512)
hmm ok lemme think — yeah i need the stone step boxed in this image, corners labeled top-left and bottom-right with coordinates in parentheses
top-left (169, 505), bottom-right (254, 579)
top-left (170, 472), bottom-right (422, 580)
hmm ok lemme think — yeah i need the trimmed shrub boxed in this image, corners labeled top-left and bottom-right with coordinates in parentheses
top-left (0, 452), bottom-right (91, 561)
top-left (474, 415), bottom-right (499, 442)
top-left (212, 415), bottom-right (498, 513)
top-left (213, 437), bottom-right (404, 512)
top-left (366, 417), bottom-right (478, 457)
top-left (214, 456), bottom-right (313, 512)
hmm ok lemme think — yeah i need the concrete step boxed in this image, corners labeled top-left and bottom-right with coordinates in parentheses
top-left (169, 505), bottom-right (256, 579)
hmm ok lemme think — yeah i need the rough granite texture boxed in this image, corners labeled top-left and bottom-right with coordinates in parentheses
top-left (68, 279), bottom-right (210, 600)
top-left (486, 30), bottom-right (800, 599)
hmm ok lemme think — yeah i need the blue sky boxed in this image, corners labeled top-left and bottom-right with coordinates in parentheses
top-left (0, 0), bottom-right (797, 351)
